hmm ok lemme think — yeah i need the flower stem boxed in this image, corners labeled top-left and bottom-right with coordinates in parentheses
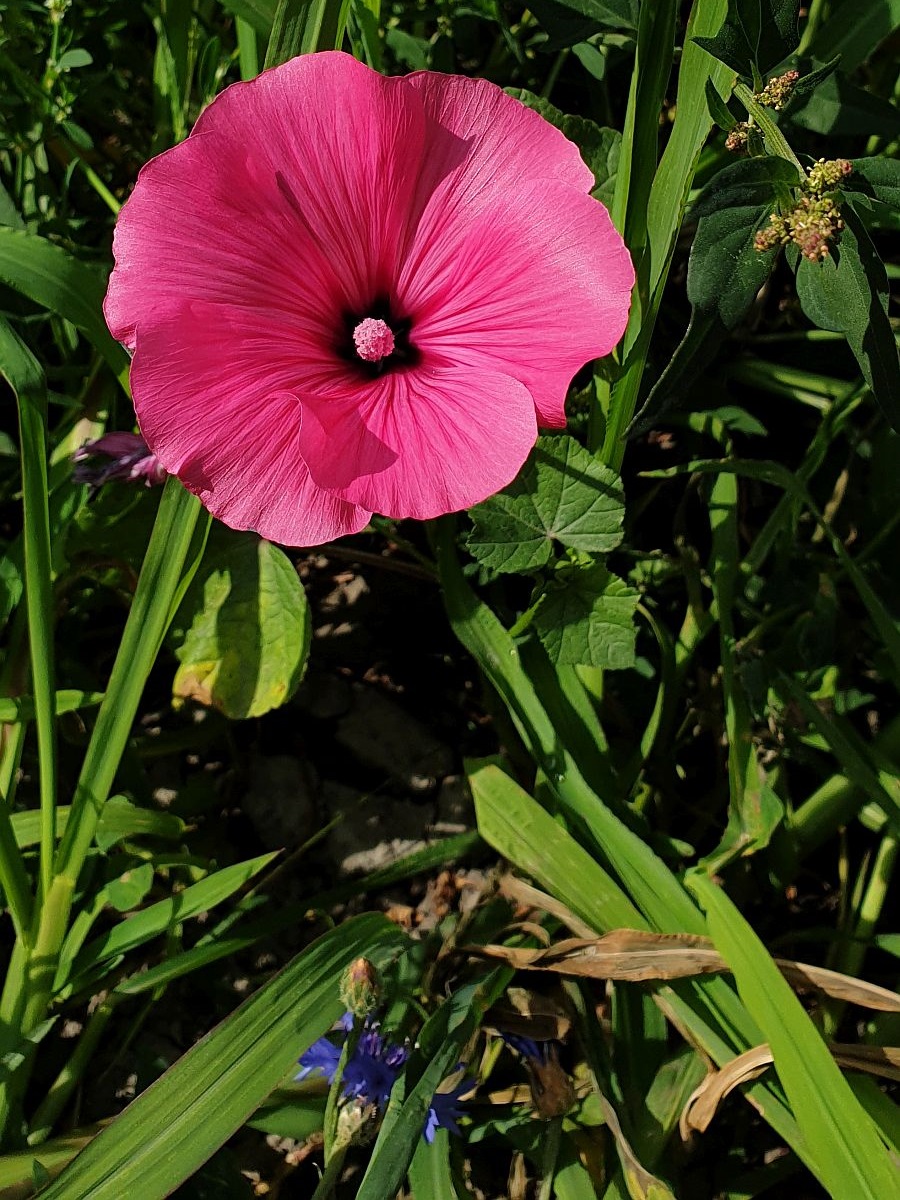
top-left (733, 82), bottom-right (804, 176)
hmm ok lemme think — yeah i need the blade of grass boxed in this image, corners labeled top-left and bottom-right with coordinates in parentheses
top-left (265, 0), bottom-right (350, 66)
top-left (0, 319), bottom-right (56, 906)
top-left (40, 913), bottom-right (406, 1199)
top-left (688, 872), bottom-right (900, 1197)
top-left (0, 228), bottom-right (129, 390)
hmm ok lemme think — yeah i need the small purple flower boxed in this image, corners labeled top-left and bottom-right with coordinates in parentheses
top-left (73, 432), bottom-right (166, 490)
top-left (424, 1079), bottom-right (468, 1144)
top-left (297, 1015), bottom-right (467, 1142)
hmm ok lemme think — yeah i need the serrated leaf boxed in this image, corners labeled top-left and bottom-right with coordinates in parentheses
top-left (466, 436), bottom-right (625, 575)
top-left (171, 528), bottom-right (310, 719)
top-left (532, 564), bottom-right (638, 668)
top-left (795, 205), bottom-right (900, 433)
top-left (631, 194), bottom-right (779, 435)
top-left (506, 90), bottom-right (620, 209)
top-left (690, 155), bottom-right (802, 220)
top-left (694, 0), bottom-right (800, 75)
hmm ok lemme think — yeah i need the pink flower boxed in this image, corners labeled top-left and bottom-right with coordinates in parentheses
top-left (73, 432), bottom-right (166, 489)
top-left (104, 52), bottom-right (634, 547)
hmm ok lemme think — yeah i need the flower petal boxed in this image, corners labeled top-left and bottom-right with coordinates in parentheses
top-left (404, 72), bottom-right (594, 219)
top-left (130, 304), bottom-right (371, 546)
top-left (399, 179), bottom-right (635, 428)
top-left (299, 366), bottom-right (538, 519)
top-left (105, 51), bottom-right (426, 351)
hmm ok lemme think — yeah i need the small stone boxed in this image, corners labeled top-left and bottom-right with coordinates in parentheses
top-left (336, 684), bottom-right (453, 792)
top-left (241, 754), bottom-right (317, 848)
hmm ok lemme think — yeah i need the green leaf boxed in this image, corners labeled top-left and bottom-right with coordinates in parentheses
top-left (795, 206), bottom-right (900, 432)
top-left (407, 1130), bottom-right (458, 1200)
top-left (532, 564), bottom-right (638, 669)
top-left (705, 77), bottom-right (737, 129)
top-left (57, 47), bottom-right (93, 69)
top-left (106, 862), bottom-right (154, 912)
top-left (847, 156), bottom-right (900, 210)
top-left (216, 0), bottom-right (276, 35)
top-left (170, 528), bottom-right (310, 720)
top-left (505, 91), bottom-right (621, 208)
top-left (0, 228), bottom-right (129, 388)
top-left (630, 157), bottom-right (799, 435)
top-left (264, 0), bottom-right (349, 65)
top-left (466, 436), bottom-right (625, 575)
top-left (0, 689), bottom-right (103, 724)
top-left (690, 155), bottom-right (802, 221)
top-left (688, 873), bottom-right (900, 1199)
top-left (694, 0), bottom-right (800, 76)
top-left (786, 72), bottom-right (900, 138)
top-left (801, 0), bottom-right (900, 72)
top-left (9, 796), bottom-right (184, 850)
top-left (528, 0), bottom-right (637, 30)
top-left (357, 975), bottom-right (507, 1200)
top-left (57, 852), bottom-right (278, 992)
top-left (468, 762), bottom-right (646, 931)
top-left (41, 914), bottom-right (406, 1200)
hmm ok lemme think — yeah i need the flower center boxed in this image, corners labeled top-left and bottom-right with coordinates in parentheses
top-left (353, 318), bottom-right (395, 363)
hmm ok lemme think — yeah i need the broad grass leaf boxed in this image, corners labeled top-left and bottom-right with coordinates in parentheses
top-left (688, 873), bottom-right (900, 1199)
top-left (466, 436), bottom-right (625, 575)
top-left (468, 763), bottom-right (646, 931)
top-left (795, 206), bottom-right (900, 433)
top-left (694, 0), bottom-right (800, 76)
top-left (532, 564), bottom-right (639, 669)
top-left (506, 90), bottom-right (621, 208)
top-left (800, 0), bottom-right (900, 72)
top-left (357, 974), bottom-right (508, 1200)
top-left (171, 527), bottom-right (310, 720)
top-left (56, 851), bottom-right (278, 993)
top-left (9, 797), bottom-right (182, 850)
top-left (0, 227), bottom-right (128, 386)
top-left (407, 1128), bottom-right (459, 1200)
top-left (40, 914), bottom-right (406, 1200)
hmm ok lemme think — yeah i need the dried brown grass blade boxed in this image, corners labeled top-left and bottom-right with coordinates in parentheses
top-left (470, 930), bottom-right (900, 1011)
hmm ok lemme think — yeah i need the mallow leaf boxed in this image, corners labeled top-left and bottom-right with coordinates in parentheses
top-left (532, 563), bottom-right (638, 669)
top-left (694, 0), bottom-right (800, 76)
top-left (170, 527), bottom-right (311, 719)
top-left (466, 435), bottom-right (625, 575)
top-left (795, 205), bottom-right (900, 433)
top-left (506, 90), bottom-right (620, 209)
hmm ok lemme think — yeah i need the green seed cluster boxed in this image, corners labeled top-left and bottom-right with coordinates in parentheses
top-left (754, 158), bottom-right (854, 261)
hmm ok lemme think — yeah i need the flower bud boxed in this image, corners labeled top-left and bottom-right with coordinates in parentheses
top-left (339, 958), bottom-right (382, 1018)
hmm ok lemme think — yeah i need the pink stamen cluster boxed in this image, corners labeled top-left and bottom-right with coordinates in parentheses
top-left (353, 317), bottom-right (395, 363)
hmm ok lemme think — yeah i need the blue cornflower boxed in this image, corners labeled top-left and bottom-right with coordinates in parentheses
top-left (297, 1015), bottom-right (467, 1142)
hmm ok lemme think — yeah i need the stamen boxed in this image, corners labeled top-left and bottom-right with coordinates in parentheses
top-left (353, 318), bottom-right (395, 363)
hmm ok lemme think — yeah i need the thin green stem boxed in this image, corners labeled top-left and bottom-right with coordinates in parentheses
top-left (733, 83), bottom-right (804, 175)
top-left (822, 833), bottom-right (898, 1037)
top-left (28, 995), bottom-right (118, 1144)
top-left (55, 479), bottom-right (204, 888)
top-left (15, 356), bottom-right (57, 907)
top-left (0, 481), bottom-right (204, 1141)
